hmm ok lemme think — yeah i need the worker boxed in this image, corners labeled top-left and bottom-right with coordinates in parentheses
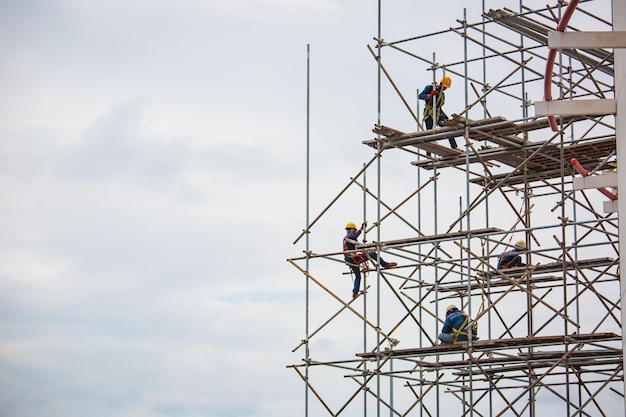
top-left (419, 75), bottom-right (458, 150)
top-left (497, 240), bottom-right (527, 269)
top-left (343, 222), bottom-right (397, 299)
top-left (438, 304), bottom-right (478, 344)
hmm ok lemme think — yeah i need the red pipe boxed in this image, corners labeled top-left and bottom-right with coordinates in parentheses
top-left (570, 158), bottom-right (618, 201)
top-left (544, 0), bottom-right (580, 132)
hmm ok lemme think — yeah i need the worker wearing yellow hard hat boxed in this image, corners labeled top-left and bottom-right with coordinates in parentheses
top-left (441, 75), bottom-right (452, 88)
top-left (418, 74), bottom-right (458, 150)
top-left (343, 222), bottom-right (397, 299)
top-left (497, 240), bottom-right (527, 269)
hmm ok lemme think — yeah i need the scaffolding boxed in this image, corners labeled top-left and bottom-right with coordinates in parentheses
top-left (288, 1), bottom-right (624, 416)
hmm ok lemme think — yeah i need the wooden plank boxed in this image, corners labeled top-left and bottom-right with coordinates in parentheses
top-left (434, 349), bottom-right (622, 370)
top-left (373, 124), bottom-right (404, 138)
top-left (414, 141), bottom-right (464, 157)
top-left (357, 332), bottom-right (620, 359)
top-left (444, 115), bottom-right (525, 147)
top-left (478, 258), bottom-right (616, 278)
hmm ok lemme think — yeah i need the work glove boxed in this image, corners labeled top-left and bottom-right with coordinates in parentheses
top-left (429, 90), bottom-right (437, 98)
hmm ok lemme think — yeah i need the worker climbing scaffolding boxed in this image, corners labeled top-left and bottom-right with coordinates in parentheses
top-left (343, 222), bottom-right (397, 299)
top-left (419, 75), bottom-right (459, 150)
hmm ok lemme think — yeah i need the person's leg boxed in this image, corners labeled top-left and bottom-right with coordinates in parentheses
top-left (365, 251), bottom-right (396, 268)
top-left (351, 265), bottom-right (361, 295)
top-left (438, 333), bottom-right (455, 344)
top-left (441, 116), bottom-right (458, 149)
top-left (366, 251), bottom-right (382, 266)
top-left (424, 117), bottom-right (433, 156)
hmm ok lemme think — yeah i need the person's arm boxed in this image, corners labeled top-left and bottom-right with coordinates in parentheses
top-left (418, 85), bottom-right (433, 101)
top-left (441, 316), bottom-right (452, 333)
top-left (500, 252), bottom-right (514, 264)
top-left (345, 231), bottom-right (359, 243)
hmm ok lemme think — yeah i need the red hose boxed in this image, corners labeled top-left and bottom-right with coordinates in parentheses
top-left (570, 158), bottom-right (617, 200)
top-left (544, 0), bottom-right (580, 132)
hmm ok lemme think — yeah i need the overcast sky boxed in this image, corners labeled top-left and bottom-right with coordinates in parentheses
top-left (2, 1), bottom-right (607, 416)
top-left (0, 1), bottom-right (414, 416)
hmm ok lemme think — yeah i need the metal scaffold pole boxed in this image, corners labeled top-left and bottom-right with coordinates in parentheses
top-left (304, 43), bottom-right (310, 417)
top-left (614, 0), bottom-right (626, 413)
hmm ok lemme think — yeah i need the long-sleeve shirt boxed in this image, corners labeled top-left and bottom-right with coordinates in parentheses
top-left (441, 310), bottom-right (477, 341)
top-left (343, 229), bottom-right (362, 262)
top-left (497, 248), bottom-right (525, 269)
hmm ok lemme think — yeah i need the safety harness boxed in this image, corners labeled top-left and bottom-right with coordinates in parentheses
top-left (423, 87), bottom-right (446, 121)
top-left (497, 251), bottom-right (511, 269)
top-left (451, 312), bottom-right (478, 342)
top-left (343, 237), bottom-right (371, 278)
top-left (350, 253), bottom-right (370, 277)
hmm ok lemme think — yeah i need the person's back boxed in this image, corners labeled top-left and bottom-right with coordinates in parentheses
top-left (497, 250), bottom-right (521, 269)
top-left (497, 240), bottom-right (527, 269)
top-left (343, 223), bottom-right (361, 262)
top-left (439, 305), bottom-right (478, 343)
top-left (447, 310), bottom-right (477, 342)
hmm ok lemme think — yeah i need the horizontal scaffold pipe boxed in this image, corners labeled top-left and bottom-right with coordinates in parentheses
top-left (356, 332), bottom-right (620, 359)
top-left (287, 216), bottom-right (618, 263)
top-left (355, 228), bottom-right (502, 251)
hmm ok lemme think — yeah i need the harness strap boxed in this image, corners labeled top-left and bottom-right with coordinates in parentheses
top-left (423, 92), bottom-right (446, 119)
top-left (451, 314), bottom-right (477, 342)
top-left (498, 251), bottom-right (510, 269)
top-left (451, 315), bottom-right (468, 342)
top-left (347, 253), bottom-right (370, 279)
top-left (352, 254), bottom-right (367, 264)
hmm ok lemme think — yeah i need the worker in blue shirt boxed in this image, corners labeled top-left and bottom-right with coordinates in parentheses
top-left (438, 304), bottom-right (478, 343)
top-left (343, 222), bottom-right (397, 299)
top-left (497, 240), bottom-right (527, 269)
top-left (419, 75), bottom-right (458, 150)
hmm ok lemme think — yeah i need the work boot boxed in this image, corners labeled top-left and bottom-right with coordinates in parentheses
top-left (352, 292), bottom-right (359, 300)
top-left (385, 262), bottom-right (397, 268)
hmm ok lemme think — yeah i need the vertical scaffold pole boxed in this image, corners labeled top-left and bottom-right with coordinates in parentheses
top-left (376, 1), bottom-right (383, 416)
top-left (304, 43), bottom-right (311, 417)
top-left (362, 163), bottom-right (368, 414)
top-left (614, 0), bottom-right (626, 413)
top-left (462, 8), bottom-right (474, 417)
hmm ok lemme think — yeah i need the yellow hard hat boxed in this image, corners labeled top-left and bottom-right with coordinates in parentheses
top-left (446, 304), bottom-right (458, 314)
top-left (515, 240), bottom-right (527, 249)
top-left (345, 222), bottom-right (357, 230)
top-left (441, 75), bottom-right (452, 89)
